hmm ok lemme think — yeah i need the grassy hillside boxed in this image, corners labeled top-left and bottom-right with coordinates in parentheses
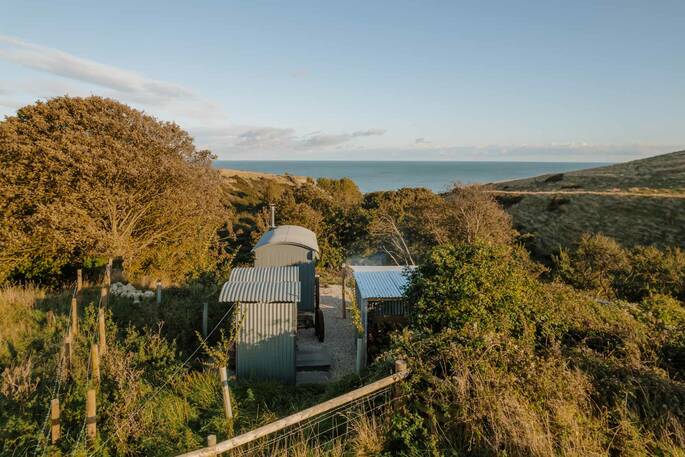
top-left (490, 150), bottom-right (685, 256)
top-left (494, 150), bottom-right (685, 193)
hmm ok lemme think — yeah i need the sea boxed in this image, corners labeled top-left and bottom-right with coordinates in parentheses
top-left (213, 161), bottom-right (611, 193)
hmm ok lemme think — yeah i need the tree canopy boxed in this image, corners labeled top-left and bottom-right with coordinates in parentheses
top-left (0, 96), bottom-right (228, 283)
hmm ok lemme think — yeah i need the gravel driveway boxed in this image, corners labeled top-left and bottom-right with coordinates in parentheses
top-left (297, 284), bottom-right (356, 381)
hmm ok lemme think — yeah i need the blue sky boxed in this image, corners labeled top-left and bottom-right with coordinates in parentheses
top-left (0, 1), bottom-right (683, 161)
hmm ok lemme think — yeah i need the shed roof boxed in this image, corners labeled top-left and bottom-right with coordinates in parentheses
top-left (351, 265), bottom-right (416, 300)
top-left (253, 225), bottom-right (320, 254)
top-left (229, 266), bottom-right (299, 283)
top-left (219, 281), bottom-right (300, 303)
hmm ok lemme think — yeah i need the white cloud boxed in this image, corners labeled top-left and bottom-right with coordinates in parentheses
top-left (0, 34), bottom-right (221, 120)
top-left (0, 35), bottom-right (192, 99)
top-left (191, 125), bottom-right (386, 155)
top-left (299, 129), bottom-right (386, 148)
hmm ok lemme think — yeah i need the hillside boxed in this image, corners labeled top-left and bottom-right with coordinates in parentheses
top-left (489, 150), bottom-right (685, 256)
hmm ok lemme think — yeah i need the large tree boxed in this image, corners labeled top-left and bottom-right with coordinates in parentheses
top-left (0, 96), bottom-right (228, 283)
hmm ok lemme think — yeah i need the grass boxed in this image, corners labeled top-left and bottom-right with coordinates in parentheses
top-left (493, 150), bottom-right (685, 193)
top-left (0, 283), bottom-right (386, 456)
top-left (505, 193), bottom-right (685, 257)
top-left (489, 150), bottom-right (685, 257)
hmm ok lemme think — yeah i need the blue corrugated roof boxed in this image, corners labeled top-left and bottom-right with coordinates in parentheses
top-left (352, 266), bottom-right (415, 299)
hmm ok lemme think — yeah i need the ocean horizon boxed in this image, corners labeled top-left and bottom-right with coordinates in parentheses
top-left (214, 160), bottom-right (611, 193)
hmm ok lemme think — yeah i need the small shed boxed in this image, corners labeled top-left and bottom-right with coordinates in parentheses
top-left (351, 265), bottom-right (415, 370)
top-left (219, 274), bottom-right (300, 384)
top-left (253, 225), bottom-right (319, 312)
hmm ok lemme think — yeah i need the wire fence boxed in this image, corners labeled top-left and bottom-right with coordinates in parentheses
top-left (177, 365), bottom-right (408, 457)
top-left (231, 386), bottom-right (395, 456)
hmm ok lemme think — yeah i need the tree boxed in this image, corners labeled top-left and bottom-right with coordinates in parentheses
top-left (316, 177), bottom-right (363, 207)
top-left (271, 180), bottom-right (366, 268)
top-left (365, 188), bottom-right (447, 265)
top-left (0, 96), bottom-right (228, 283)
top-left (364, 186), bottom-right (515, 265)
top-left (443, 184), bottom-right (515, 245)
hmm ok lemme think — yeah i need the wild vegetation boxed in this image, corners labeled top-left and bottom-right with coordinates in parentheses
top-left (2, 97), bottom-right (685, 456)
top-left (489, 150), bottom-right (685, 257)
top-left (388, 242), bottom-right (685, 455)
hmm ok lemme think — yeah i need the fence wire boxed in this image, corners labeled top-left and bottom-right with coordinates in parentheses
top-left (223, 385), bottom-right (396, 456)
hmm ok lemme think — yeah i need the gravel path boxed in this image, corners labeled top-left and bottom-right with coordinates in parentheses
top-left (297, 284), bottom-right (356, 381)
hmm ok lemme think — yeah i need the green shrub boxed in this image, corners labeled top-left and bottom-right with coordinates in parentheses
top-left (555, 234), bottom-right (685, 303)
top-left (554, 233), bottom-right (629, 298)
top-left (406, 243), bottom-right (542, 337)
top-left (387, 242), bottom-right (685, 456)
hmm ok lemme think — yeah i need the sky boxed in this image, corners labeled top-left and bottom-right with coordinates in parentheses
top-left (0, 1), bottom-right (683, 161)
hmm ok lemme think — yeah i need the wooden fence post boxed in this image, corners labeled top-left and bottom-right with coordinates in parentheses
top-left (50, 398), bottom-right (60, 444)
top-left (70, 297), bottom-right (78, 336)
top-left (86, 389), bottom-right (96, 440)
top-left (64, 335), bottom-right (73, 371)
top-left (207, 435), bottom-right (217, 457)
top-left (219, 367), bottom-right (234, 422)
top-left (91, 343), bottom-right (100, 383)
top-left (202, 302), bottom-right (209, 337)
top-left (393, 359), bottom-right (407, 411)
top-left (77, 269), bottom-right (83, 293)
top-left (98, 308), bottom-right (107, 355)
top-left (341, 265), bottom-right (347, 319)
top-left (100, 286), bottom-right (108, 308)
top-left (173, 369), bottom-right (411, 457)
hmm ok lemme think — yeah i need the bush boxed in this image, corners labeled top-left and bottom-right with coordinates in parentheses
top-left (554, 233), bottom-right (629, 298)
top-left (387, 242), bottom-right (685, 456)
top-left (555, 233), bottom-right (685, 302)
top-left (406, 243), bottom-right (541, 336)
top-left (622, 246), bottom-right (685, 302)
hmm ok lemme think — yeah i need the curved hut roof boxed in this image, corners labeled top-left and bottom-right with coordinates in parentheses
top-left (252, 225), bottom-right (320, 255)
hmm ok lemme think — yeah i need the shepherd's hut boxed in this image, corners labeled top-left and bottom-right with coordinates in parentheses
top-left (219, 266), bottom-right (300, 383)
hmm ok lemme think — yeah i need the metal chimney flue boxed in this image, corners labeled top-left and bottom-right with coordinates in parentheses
top-left (269, 203), bottom-right (276, 229)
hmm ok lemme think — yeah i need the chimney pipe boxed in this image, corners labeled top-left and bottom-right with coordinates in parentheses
top-left (270, 203), bottom-right (276, 229)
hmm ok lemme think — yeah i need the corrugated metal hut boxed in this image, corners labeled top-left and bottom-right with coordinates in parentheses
top-left (219, 268), bottom-right (300, 383)
top-left (351, 265), bottom-right (415, 370)
top-left (253, 225), bottom-right (319, 312)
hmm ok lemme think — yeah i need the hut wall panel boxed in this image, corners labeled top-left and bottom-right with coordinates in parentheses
top-left (254, 245), bottom-right (313, 267)
top-left (236, 301), bottom-right (297, 383)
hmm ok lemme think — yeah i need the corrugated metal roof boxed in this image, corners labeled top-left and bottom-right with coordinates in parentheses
top-left (219, 281), bottom-right (300, 303)
top-left (253, 225), bottom-right (320, 254)
top-left (352, 266), bottom-right (415, 300)
top-left (350, 265), bottom-right (417, 272)
top-left (229, 266), bottom-right (299, 283)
